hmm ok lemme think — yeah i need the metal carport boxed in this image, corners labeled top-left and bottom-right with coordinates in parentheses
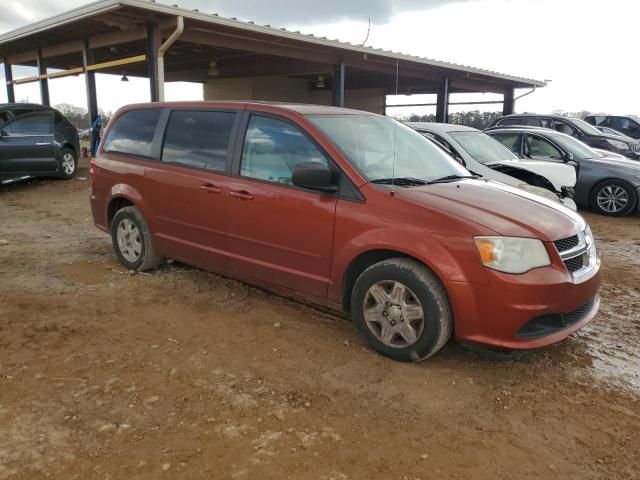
top-left (0, 0), bottom-right (545, 148)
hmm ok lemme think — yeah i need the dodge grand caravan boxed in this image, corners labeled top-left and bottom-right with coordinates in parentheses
top-left (90, 102), bottom-right (601, 362)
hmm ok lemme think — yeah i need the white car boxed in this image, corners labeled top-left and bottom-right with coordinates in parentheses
top-left (407, 122), bottom-right (577, 209)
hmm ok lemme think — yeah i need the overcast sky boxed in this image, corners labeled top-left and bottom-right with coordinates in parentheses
top-left (1, 0), bottom-right (639, 117)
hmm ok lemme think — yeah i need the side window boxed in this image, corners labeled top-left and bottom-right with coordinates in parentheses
top-left (2, 110), bottom-right (52, 135)
top-left (0, 110), bottom-right (11, 130)
top-left (550, 120), bottom-right (576, 136)
top-left (527, 135), bottom-right (563, 159)
top-left (421, 132), bottom-right (463, 162)
top-left (498, 117), bottom-right (523, 126)
top-left (240, 115), bottom-right (328, 185)
top-left (524, 117), bottom-right (543, 127)
top-left (491, 133), bottom-right (521, 153)
top-left (162, 110), bottom-right (236, 171)
top-left (103, 109), bottom-right (162, 158)
top-left (54, 110), bottom-right (65, 125)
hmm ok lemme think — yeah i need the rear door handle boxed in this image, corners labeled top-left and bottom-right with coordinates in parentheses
top-left (229, 190), bottom-right (254, 201)
top-left (35, 142), bottom-right (52, 146)
top-left (200, 183), bottom-right (222, 194)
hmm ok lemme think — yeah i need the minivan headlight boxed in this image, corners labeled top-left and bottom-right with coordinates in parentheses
top-left (474, 237), bottom-right (551, 274)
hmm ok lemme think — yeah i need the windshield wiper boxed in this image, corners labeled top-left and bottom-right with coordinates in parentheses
top-left (371, 177), bottom-right (427, 186)
top-left (426, 174), bottom-right (480, 185)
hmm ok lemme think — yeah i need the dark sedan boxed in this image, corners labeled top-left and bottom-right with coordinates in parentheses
top-left (486, 114), bottom-right (640, 160)
top-left (487, 126), bottom-right (640, 216)
top-left (0, 103), bottom-right (80, 183)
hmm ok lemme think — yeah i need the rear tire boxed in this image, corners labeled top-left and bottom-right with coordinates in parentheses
top-left (111, 206), bottom-right (161, 272)
top-left (590, 180), bottom-right (636, 216)
top-left (57, 147), bottom-right (77, 179)
top-left (351, 258), bottom-right (453, 362)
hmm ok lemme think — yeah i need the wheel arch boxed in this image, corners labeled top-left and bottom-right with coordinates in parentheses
top-left (107, 196), bottom-right (135, 228)
top-left (60, 143), bottom-right (77, 156)
top-left (105, 184), bottom-right (147, 228)
top-left (340, 248), bottom-right (452, 313)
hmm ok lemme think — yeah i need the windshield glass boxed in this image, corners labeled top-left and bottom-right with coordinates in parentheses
top-left (570, 118), bottom-right (603, 136)
top-left (308, 115), bottom-right (469, 182)
top-left (547, 132), bottom-right (599, 160)
top-left (448, 131), bottom-right (518, 164)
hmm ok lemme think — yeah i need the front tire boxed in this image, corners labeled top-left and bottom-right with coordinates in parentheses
top-left (111, 206), bottom-right (161, 272)
top-left (351, 259), bottom-right (453, 362)
top-left (590, 180), bottom-right (637, 216)
top-left (57, 148), bottom-right (77, 179)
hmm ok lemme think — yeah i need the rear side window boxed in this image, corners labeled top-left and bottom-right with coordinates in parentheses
top-left (497, 117), bottom-right (523, 126)
top-left (240, 115), bottom-right (328, 185)
top-left (1, 110), bottom-right (52, 135)
top-left (162, 110), bottom-right (235, 171)
top-left (103, 109), bottom-right (162, 158)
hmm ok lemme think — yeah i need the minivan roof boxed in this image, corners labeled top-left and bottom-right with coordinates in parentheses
top-left (115, 101), bottom-right (372, 117)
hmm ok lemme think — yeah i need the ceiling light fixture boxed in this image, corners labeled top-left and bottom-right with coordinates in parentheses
top-left (208, 61), bottom-right (220, 76)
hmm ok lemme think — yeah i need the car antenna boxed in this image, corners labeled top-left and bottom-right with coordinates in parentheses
top-left (391, 59), bottom-right (399, 197)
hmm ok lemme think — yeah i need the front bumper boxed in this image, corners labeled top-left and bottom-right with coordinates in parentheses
top-left (447, 257), bottom-right (601, 350)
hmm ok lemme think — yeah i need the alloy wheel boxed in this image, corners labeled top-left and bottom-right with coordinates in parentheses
top-left (596, 185), bottom-right (628, 213)
top-left (116, 219), bottom-right (142, 263)
top-left (62, 153), bottom-right (75, 175)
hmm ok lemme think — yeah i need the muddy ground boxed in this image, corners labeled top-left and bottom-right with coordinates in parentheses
top-left (0, 158), bottom-right (639, 480)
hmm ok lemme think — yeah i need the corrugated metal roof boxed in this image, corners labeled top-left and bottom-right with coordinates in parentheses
top-left (0, 0), bottom-right (545, 88)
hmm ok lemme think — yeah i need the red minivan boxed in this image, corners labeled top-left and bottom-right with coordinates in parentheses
top-left (90, 102), bottom-right (601, 362)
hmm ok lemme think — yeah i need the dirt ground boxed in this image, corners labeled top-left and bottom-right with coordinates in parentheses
top-left (1, 158), bottom-right (639, 480)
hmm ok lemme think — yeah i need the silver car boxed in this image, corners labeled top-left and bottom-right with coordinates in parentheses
top-left (407, 123), bottom-right (577, 210)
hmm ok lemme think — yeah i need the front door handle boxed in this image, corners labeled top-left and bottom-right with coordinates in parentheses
top-left (230, 190), bottom-right (254, 201)
top-left (35, 142), bottom-right (52, 146)
top-left (200, 183), bottom-right (222, 194)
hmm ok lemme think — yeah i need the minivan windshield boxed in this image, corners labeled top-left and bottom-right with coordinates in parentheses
top-left (448, 131), bottom-right (518, 164)
top-left (308, 115), bottom-right (470, 183)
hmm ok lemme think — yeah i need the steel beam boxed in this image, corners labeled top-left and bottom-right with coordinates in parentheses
top-left (332, 62), bottom-right (345, 107)
top-left (3, 60), bottom-right (15, 103)
top-left (146, 23), bottom-right (160, 102)
top-left (503, 87), bottom-right (515, 115)
top-left (37, 50), bottom-right (50, 106)
top-left (435, 76), bottom-right (449, 123)
top-left (83, 40), bottom-right (99, 155)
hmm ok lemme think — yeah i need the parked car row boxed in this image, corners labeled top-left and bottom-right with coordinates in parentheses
top-left (90, 102), bottom-right (601, 363)
top-left (486, 126), bottom-right (640, 216)
top-left (584, 115), bottom-right (640, 140)
top-left (0, 103), bottom-right (79, 183)
top-left (487, 114), bottom-right (640, 160)
top-left (407, 122), bottom-right (577, 209)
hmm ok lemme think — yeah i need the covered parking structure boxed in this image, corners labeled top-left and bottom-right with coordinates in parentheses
top-left (0, 0), bottom-right (544, 138)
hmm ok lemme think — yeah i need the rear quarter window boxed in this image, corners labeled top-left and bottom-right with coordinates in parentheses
top-left (103, 109), bottom-right (162, 158)
top-left (162, 110), bottom-right (236, 171)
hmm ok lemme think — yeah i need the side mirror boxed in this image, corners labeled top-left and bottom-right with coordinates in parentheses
top-left (292, 162), bottom-right (338, 193)
top-left (0, 129), bottom-right (7, 137)
top-left (563, 152), bottom-right (574, 162)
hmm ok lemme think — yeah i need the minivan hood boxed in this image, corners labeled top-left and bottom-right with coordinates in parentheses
top-left (399, 179), bottom-right (584, 240)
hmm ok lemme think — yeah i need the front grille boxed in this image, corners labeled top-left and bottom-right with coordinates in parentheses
top-left (554, 235), bottom-right (579, 253)
top-left (564, 255), bottom-right (585, 273)
top-left (517, 297), bottom-right (598, 339)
